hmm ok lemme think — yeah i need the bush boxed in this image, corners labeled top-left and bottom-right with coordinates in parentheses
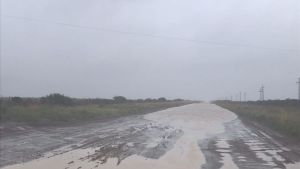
top-left (11, 97), bottom-right (23, 104)
top-left (158, 97), bottom-right (167, 102)
top-left (113, 96), bottom-right (127, 103)
top-left (41, 93), bottom-right (73, 106)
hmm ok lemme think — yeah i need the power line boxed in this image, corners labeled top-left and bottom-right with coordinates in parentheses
top-left (239, 91), bottom-right (242, 102)
top-left (1, 14), bottom-right (299, 53)
top-left (297, 78), bottom-right (300, 100)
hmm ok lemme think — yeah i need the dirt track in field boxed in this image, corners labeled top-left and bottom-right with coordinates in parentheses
top-left (1, 103), bottom-right (300, 169)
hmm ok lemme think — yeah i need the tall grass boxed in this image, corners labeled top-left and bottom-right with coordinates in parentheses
top-left (215, 101), bottom-right (300, 140)
top-left (0, 101), bottom-right (189, 125)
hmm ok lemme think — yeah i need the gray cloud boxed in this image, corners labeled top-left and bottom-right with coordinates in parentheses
top-left (1, 0), bottom-right (300, 100)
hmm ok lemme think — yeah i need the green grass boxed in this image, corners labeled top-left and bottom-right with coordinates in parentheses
top-left (0, 101), bottom-right (189, 125)
top-left (215, 101), bottom-right (300, 140)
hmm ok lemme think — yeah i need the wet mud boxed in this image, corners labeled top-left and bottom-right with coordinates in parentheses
top-left (0, 115), bottom-right (183, 168)
top-left (77, 124), bottom-right (183, 165)
top-left (1, 103), bottom-right (300, 169)
top-left (199, 119), bottom-right (300, 169)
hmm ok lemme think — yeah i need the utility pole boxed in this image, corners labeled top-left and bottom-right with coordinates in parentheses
top-left (244, 92), bottom-right (247, 102)
top-left (239, 91), bottom-right (242, 102)
top-left (259, 85), bottom-right (264, 101)
top-left (297, 78), bottom-right (300, 100)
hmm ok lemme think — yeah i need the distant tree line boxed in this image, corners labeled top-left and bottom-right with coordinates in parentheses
top-left (0, 93), bottom-right (184, 106)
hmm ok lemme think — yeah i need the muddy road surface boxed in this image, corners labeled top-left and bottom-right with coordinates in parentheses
top-left (1, 103), bottom-right (300, 169)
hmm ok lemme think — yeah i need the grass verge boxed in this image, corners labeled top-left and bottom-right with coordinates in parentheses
top-left (0, 101), bottom-right (190, 126)
top-left (215, 101), bottom-right (300, 140)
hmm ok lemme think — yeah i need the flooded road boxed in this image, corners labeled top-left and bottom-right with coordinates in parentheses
top-left (1, 103), bottom-right (300, 169)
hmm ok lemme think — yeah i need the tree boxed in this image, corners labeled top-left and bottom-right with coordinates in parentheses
top-left (174, 98), bottom-right (183, 101)
top-left (11, 97), bottom-right (23, 104)
top-left (41, 93), bottom-right (73, 106)
top-left (145, 98), bottom-right (154, 102)
top-left (158, 97), bottom-right (167, 102)
top-left (113, 96), bottom-right (127, 103)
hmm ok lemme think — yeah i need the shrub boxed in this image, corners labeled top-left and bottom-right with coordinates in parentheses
top-left (113, 96), bottom-right (127, 103)
top-left (40, 93), bottom-right (73, 106)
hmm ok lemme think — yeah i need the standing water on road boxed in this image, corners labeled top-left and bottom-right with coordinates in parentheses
top-left (1, 103), bottom-right (300, 169)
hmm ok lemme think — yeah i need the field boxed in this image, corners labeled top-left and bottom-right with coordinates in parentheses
top-left (215, 100), bottom-right (300, 140)
top-left (0, 95), bottom-right (190, 126)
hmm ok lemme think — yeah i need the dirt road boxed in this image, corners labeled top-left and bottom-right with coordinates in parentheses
top-left (1, 103), bottom-right (300, 169)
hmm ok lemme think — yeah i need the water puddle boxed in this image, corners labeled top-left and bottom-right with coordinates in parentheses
top-left (2, 103), bottom-right (237, 169)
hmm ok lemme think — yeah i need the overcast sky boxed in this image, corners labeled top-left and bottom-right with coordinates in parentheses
top-left (1, 0), bottom-right (300, 101)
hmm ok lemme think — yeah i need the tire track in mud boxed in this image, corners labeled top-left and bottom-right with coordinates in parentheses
top-left (199, 119), bottom-right (300, 169)
top-left (0, 116), bottom-right (183, 168)
top-left (76, 123), bottom-right (183, 165)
